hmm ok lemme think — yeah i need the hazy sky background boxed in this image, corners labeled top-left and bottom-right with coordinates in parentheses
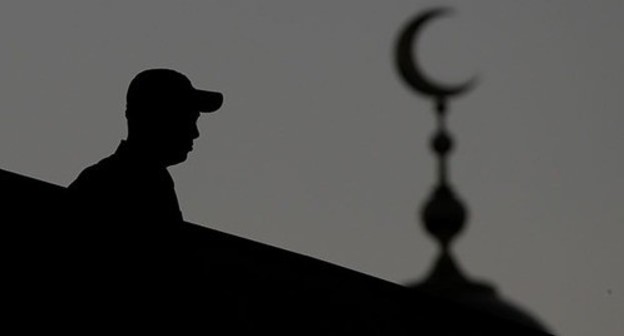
top-left (1, 1), bottom-right (623, 334)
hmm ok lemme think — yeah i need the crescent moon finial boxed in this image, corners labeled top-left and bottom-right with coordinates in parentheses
top-left (395, 7), bottom-right (477, 105)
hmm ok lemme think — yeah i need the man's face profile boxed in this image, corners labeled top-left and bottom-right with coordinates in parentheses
top-left (150, 106), bottom-right (201, 167)
top-left (125, 69), bottom-right (223, 167)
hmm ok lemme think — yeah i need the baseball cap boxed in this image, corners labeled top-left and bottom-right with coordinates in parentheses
top-left (126, 68), bottom-right (223, 113)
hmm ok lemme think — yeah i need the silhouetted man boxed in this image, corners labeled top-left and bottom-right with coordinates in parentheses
top-left (68, 68), bottom-right (222, 229)
top-left (66, 69), bottom-right (223, 314)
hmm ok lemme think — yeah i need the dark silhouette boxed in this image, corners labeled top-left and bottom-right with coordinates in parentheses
top-left (397, 8), bottom-right (549, 333)
top-left (66, 69), bottom-right (223, 284)
top-left (2, 167), bottom-right (554, 334)
top-left (65, 69), bottom-right (229, 326)
top-left (68, 68), bottom-right (223, 226)
top-left (1, 67), bottom-right (554, 333)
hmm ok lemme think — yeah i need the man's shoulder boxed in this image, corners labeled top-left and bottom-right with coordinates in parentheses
top-left (68, 150), bottom-right (164, 195)
top-left (68, 155), bottom-right (124, 192)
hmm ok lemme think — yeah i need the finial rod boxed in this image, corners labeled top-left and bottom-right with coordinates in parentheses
top-left (395, 8), bottom-right (475, 250)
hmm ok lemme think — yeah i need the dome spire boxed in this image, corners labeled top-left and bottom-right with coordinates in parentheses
top-left (395, 8), bottom-right (548, 332)
top-left (421, 99), bottom-right (467, 252)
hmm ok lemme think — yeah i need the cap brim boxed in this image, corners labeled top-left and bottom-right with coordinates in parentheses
top-left (195, 90), bottom-right (223, 113)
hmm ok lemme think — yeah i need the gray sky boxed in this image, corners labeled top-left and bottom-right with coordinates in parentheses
top-left (1, 1), bottom-right (623, 334)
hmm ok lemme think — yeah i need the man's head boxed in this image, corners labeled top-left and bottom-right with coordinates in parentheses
top-left (125, 69), bottom-right (223, 166)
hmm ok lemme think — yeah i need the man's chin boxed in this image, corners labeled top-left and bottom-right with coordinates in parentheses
top-left (164, 152), bottom-right (189, 167)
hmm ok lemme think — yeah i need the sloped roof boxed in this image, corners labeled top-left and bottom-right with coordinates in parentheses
top-left (1, 168), bottom-right (552, 335)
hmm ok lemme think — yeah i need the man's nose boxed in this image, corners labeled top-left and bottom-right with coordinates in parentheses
top-left (191, 124), bottom-right (200, 140)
